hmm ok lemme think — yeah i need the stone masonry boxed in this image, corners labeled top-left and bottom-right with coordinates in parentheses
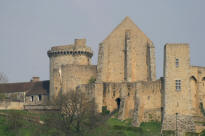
top-left (1, 16), bottom-right (205, 135)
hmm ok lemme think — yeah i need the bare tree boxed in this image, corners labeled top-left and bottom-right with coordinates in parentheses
top-left (0, 72), bottom-right (8, 83)
top-left (45, 89), bottom-right (101, 136)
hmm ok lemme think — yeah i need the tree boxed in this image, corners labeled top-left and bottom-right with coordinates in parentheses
top-left (45, 89), bottom-right (102, 136)
top-left (0, 72), bottom-right (8, 83)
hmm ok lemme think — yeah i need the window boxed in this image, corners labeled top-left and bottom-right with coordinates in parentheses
top-left (176, 58), bottom-right (179, 68)
top-left (38, 95), bottom-right (42, 101)
top-left (176, 80), bottom-right (181, 91)
top-left (30, 96), bottom-right (34, 102)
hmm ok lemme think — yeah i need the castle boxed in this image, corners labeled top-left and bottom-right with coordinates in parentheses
top-left (0, 17), bottom-right (205, 134)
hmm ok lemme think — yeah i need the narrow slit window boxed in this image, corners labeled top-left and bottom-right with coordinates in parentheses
top-left (176, 58), bottom-right (179, 68)
top-left (176, 80), bottom-right (181, 91)
top-left (30, 96), bottom-right (34, 102)
top-left (38, 95), bottom-right (42, 101)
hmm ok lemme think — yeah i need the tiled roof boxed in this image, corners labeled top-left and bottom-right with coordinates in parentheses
top-left (0, 80), bottom-right (49, 96)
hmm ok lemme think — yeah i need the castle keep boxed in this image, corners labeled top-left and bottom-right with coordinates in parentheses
top-left (1, 17), bottom-right (205, 134)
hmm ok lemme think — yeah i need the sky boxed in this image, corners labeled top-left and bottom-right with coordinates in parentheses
top-left (0, 0), bottom-right (205, 83)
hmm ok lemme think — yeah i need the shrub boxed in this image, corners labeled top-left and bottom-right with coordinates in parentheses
top-left (185, 132), bottom-right (199, 136)
top-left (162, 130), bottom-right (175, 136)
top-left (102, 106), bottom-right (110, 115)
top-left (88, 77), bottom-right (96, 84)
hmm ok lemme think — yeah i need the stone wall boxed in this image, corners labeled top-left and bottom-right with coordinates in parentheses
top-left (25, 95), bottom-right (48, 105)
top-left (96, 17), bottom-right (156, 83)
top-left (48, 39), bottom-right (93, 100)
top-left (162, 44), bottom-right (195, 132)
top-left (77, 79), bottom-right (162, 124)
top-left (190, 66), bottom-right (205, 117)
top-left (0, 92), bottom-right (25, 102)
top-left (52, 64), bottom-right (97, 97)
top-left (0, 101), bottom-right (24, 110)
top-left (134, 79), bottom-right (162, 125)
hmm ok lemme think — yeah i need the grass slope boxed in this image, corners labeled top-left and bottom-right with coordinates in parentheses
top-left (0, 110), bottom-right (162, 136)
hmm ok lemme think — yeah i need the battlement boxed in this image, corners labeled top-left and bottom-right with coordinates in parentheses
top-left (47, 39), bottom-right (93, 58)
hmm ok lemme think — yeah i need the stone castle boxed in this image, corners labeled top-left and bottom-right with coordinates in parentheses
top-left (1, 17), bottom-right (205, 134)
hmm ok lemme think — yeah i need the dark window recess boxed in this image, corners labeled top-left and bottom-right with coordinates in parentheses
top-left (176, 80), bottom-right (181, 91)
top-left (31, 96), bottom-right (34, 102)
top-left (176, 58), bottom-right (179, 68)
top-left (38, 95), bottom-right (42, 101)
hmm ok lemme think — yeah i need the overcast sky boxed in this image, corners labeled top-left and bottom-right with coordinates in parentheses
top-left (0, 0), bottom-right (204, 83)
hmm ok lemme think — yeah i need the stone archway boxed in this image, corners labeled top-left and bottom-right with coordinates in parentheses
top-left (115, 98), bottom-right (121, 110)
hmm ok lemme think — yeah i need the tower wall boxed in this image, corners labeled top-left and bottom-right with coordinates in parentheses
top-left (162, 44), bottom-right (195, 132)
top-left (52, 64), bottom-right (97, 97)
top-left (48, 39), bottom-right (93, 100)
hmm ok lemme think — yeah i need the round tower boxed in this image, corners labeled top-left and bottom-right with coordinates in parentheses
top-left (47, 39), bottom-right (93, 99)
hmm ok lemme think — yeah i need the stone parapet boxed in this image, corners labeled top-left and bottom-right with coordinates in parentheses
top-left (47, 39), bottom-right (93, 58)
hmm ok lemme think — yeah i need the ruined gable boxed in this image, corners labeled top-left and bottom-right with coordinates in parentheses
top-left (97, 17), bottom-right (156, 83)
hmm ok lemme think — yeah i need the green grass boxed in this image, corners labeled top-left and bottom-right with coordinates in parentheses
top-left (0, 110), bottom-right (162, 136)
top-left (87, 118), bottom-right (161, 136)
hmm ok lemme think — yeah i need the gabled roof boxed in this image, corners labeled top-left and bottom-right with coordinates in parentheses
top-left (102, 16), bottom-right (152, 43)
top-left (0, 80), bottom-right (49, 96)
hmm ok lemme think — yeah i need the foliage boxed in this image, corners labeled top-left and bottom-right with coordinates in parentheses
top-left (162, 130), bottom-right (175, 136)
top-left (45, 90), bottom-right (101, 136)
top-left (185, 132), bottom-right (199, 136)
top-left (0, 109), bottom-right (163, 136)
top-left (200, 130), bottom-right (205, 136)
top-left (0, 93), bottom-right (7, 100)
top-left (102, 106), bottom-right (110, 115)
top-left (88, 77), bottom-right (96, 84)
top-left (88, 118), bottom-right (161, 136)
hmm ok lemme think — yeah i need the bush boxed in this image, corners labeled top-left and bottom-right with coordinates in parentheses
top-left (200, 130), bottom-right (205, 136)
top-left (185, 132), bottom-right (199, 136)
top-left (102, 106), bottom-right (110, 115)
top-left (162, 130), bottom-right (175, 136)
top-left (6, 111), bottom-right (23, 130)
top-left (88, 77), bottom-right (96, 84)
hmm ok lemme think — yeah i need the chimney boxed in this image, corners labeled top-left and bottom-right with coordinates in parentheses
top-left (31, 77), bottom-right (40, 82)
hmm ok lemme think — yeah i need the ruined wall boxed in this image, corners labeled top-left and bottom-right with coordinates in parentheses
top-left (0, 101), bottom-right (24, 110)
top-left (52, 64), bottom-right (97, 97)
top-left (25, 95), bottom-right (48, 105)
top-left (101, 83), bottom-right (136, 119)
top-left (0, 92), bottom-right (25, 102)
top-left (48, 39), bottom-right (93, 99)
top-left (77, 83), bottom-right (103, 112)
top-left (135, 79), bottom-right (162, 124)
top-left (82, 80), bottom-right (162, 123)
top-left (190, 66), bottom-right (205, 117)
top-left (96, 17), bottom-right (156, 83)
top-left (162, 44), bottom-right (195, 132)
